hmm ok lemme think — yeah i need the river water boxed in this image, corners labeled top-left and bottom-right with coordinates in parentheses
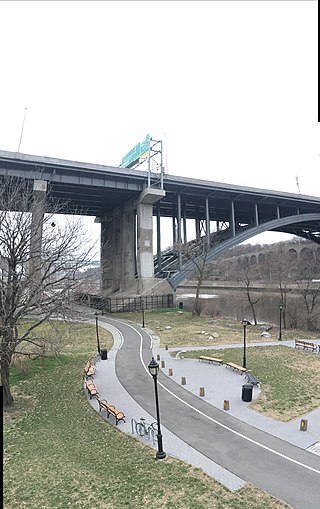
top-left (175, 286), bottom-right (304, 327)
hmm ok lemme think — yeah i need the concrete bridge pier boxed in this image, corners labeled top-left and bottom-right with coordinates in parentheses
top-left (29, 179), bottom-right (47, 288)
top-left (100, 187), bottom-right (173, 297)
top-left (109, 199), bottom-right (136, 294)
top-left (136, 188), bottom-right (171, 295)
top-left (100, 215), bottom-right (114, 292)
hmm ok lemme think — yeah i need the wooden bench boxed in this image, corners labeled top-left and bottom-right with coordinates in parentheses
top-left (198, 355), bottom-right (223, 365)
top-left (85, 380), bottom-right (99, 399)
top-left (84, 361), bottom-right (96, 378)
top-left (98, 398), bottom-right (126, 425)
top-left (225, 362), bottom-right (247, 374)
top-left (295, 340), bottom-right (317, 352)
top-left (245, 371), bottom-right (260, 387)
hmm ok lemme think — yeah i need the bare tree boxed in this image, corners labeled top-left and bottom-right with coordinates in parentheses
top-left (261, 246), bottom-right (295, 329)
top-left (0, 176), bottom-right (95, 407)
top-left (294, 254), bottom-right (320, 331)
top-left (265, 244), bottom-right (320, 331)
top-left (176, 238), bottom-right (209, 317)
top-left (229, 256), bottom-right (264, 325)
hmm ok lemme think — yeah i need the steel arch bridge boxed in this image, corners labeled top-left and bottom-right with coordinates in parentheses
top-left (167, 213), bottom-right (320, 290)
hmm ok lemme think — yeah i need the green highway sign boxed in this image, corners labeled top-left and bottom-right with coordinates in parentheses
top-left (121, 143), bottom-right (141, 168)
top-left (140, 134), bottom-right (150, 158)
top-left (121, 134), bottom-right (150, 168)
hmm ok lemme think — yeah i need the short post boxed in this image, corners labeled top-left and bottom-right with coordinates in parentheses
top-left (181, 376), bottom-right (186, 385)
top-left (223, 400), bottom-right (230, 411)
top-left (199, 387), bottom-right (205, 397)
top-left (300, 419), bottom-right (308, 431)
top-left (148, 357), bottom-right (166, 460)
top-left (168, 368), bottom-right (173, 376)
top-left (94, 312), bottom-right (101, 355)
top-left (161, 360), bottom-right (165, 368)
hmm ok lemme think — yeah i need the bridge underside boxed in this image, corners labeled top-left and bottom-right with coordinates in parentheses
top-left (1, 150), bottom-right (320, 297)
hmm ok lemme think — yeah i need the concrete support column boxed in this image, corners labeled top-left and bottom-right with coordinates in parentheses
top-left (230, 200), bottom-right (236, 237)
top-left (100, 188), bottom-right (168, 297)
top-left (110, 201), bottom-right (136, 293)
top-left (172, 213), bottom-right (177, 246)
top-left (29, 180), bottom-right (47, 287)
top-left (195, 208), bottom-right (201, 240)
top-left (205, 197), bottom-right (210, 245)
top-left (121, 203), bottom-right (136, 287)
top-left (112, 206), bottom-right (122, 293)
top-left (137, 202), bottom-right (154, 278)
top-left (255, 203), bottom-right (259, 226)
top-left (100, 216), bottom-right (113, 292)
top-left (156, 204), bottom-right (162, 273)
top-left (136, 188), bottom-right (166, 290)
top-left (182, 204), bottom-right (187, 244)
top-left (177, 193), bottom-right (182, 270)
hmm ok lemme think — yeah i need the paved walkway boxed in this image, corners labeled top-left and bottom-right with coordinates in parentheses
top-left (81, 310), bottom-right (320, 508)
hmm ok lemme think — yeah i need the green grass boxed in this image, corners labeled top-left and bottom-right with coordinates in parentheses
top-left (176, 346), bottom-right (320, 420)
top-left (115, 308), bottom-right (319, 348)
top-left (4, 320), bottom-right (292, 509)
top-left (17, 319), bottom-right (113, 356)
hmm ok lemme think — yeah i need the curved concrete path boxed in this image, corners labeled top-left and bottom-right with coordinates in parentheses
top-left (87, 314), bottom-right (320, 509)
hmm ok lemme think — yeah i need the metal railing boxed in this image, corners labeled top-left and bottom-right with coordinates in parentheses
top-left (75, 292), bottom-right (174, 313)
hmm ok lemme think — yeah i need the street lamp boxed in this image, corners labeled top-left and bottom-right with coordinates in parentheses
top-left (94, 312), bottom-right (101, 355)
top-left (241, 319), bottom-right (252, 369)
top-left (278, 304), bottom-right (283, 341)
top-left (148, 357), bottom-right (166, 460)
top-left (141, 298), bottom-right (145, 328)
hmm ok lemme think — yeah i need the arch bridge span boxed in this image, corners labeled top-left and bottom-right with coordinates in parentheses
top-left (168, 213), bottom-right (320, 290)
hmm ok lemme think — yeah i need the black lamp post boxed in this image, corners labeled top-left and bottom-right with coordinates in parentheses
top-left (241, 319), bottom-right (252, 369)
top-left (278, 304), bottom-right (283, 341)
top-left (94, 312), bottom-right (101, 355)
top-left (141, 299), bottom-right (145, 328)
top-left (148, 357), bottom-right (166, 460)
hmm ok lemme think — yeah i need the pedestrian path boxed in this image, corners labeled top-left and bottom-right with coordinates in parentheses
top-left (87, 318), bottom-right (245, 491)
top-left (84, 313), bottom-right (320, 496)
top-left (154, 344), bottom-right (320, 450)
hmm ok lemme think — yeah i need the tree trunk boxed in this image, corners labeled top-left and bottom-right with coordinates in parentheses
top-left (193, 281), bottom-right (202, 317)
top-left (192, 261), bottom-right (206, 317)
top-left (1, 355), bottom-right (14, 407)
top-left (1, 327), bottom-right (15, 408)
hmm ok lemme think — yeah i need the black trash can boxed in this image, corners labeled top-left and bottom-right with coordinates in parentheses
top-left (242, 383), bottom-right (253, 402)
top-left (100, 349), bottom-right (108, 360)
top-left (178, 302), bottom-right (184, 309)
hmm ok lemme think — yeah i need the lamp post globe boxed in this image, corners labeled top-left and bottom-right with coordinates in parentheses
top-left (148, 357), bottom-right (159, 377)
top-left (148, 357), bottom-right (166, 460)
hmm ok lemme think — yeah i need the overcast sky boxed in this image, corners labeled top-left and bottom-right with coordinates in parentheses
top-left (1, 1), bottom-right (318, 250)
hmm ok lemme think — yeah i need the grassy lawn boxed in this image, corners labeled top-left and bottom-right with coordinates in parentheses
top-left (175, 346), bottom-right (320, 421)
top-left (3, 319), bottom-right (292, 509)
top-left (116, 308), bottom-right (320, 348)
